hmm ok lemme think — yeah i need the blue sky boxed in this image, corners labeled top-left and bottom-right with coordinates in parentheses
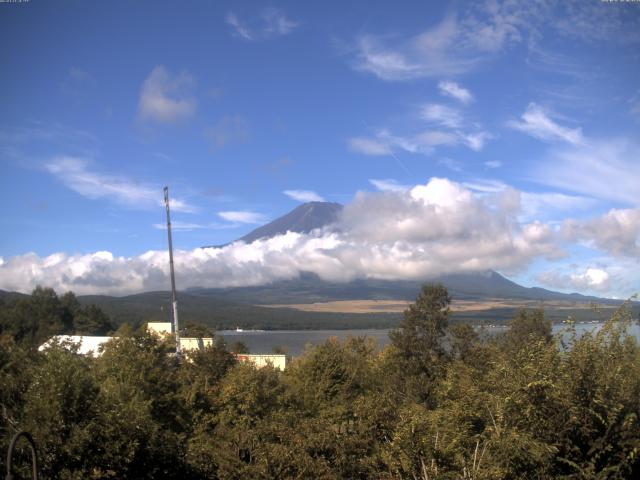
top-left (0, 0), bottom-right (638, 297)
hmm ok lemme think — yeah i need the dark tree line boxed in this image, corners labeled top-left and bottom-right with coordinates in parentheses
top-left (0, 287), bottom-right (114, 345)
top-left (1, 284), bottom-right (639, 479)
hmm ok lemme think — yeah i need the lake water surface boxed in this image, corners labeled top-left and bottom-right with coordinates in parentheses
top-left (220, 322), bottom-right (640, 356)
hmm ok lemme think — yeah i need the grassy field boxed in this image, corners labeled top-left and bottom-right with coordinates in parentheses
top-left (259, 298), bottom-right (623, 314)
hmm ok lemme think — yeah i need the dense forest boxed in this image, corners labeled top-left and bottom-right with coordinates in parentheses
top-left (1, 285), bottom-right (639, 479)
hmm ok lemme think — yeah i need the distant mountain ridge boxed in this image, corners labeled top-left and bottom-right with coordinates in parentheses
top-left (186, 270), bottom-right (620, 305)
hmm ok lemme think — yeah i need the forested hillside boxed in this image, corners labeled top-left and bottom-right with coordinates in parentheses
top-left (1, 285), bottom-right (639, 479)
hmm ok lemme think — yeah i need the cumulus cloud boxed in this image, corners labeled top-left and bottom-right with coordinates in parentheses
top-left (563, 208), bottom-right (640, 257)
top-left (508, 103), bottom-right (583, 145)
top-left (45, 156), bottom-right (196, 212)
top-left (226, 8), bottom-right (298, 41)
top-left (537, 267), bottom-right (611, 293)
top-left (138, 66), bottom-right (196, 124)
top-left (218, 211), bottom-right (266, 224)
top-left (0, 178), bottom-right (566, 295)
top-left (438, 81), bottom-right (474, 104)
top-left (283, 190), bottom-right (325, 202)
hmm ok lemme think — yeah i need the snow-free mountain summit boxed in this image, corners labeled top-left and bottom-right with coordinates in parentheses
top-left (204, 201), bottom-right (342, 248)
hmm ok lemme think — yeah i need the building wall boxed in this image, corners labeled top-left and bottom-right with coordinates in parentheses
top-left (179, 337), bottom-right (214, 351)
top-left (41, 324), bottom-right (288, 369)
top-left (236, 354), bottom-right (287, 370)
top-left (39, 335), bottom-right (114, 357)
top-left (147, 322), bottom-right (172, 335)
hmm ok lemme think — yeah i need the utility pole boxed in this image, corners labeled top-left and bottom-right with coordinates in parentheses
top-left (164, 186), bottom-right (181, 358)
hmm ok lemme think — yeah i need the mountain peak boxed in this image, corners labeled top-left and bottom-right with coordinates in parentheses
top-left (238, 201), bottom-right (342, 244)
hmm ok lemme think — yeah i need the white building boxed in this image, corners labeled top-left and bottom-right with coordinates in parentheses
top-left (39, 322), bottom-right (287, 370)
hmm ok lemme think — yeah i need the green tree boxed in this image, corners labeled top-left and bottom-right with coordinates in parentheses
top-left (73, 304), bottom-right (114, 335)
top-left (387, 283), bottom-right (452, 404)
top-left (90, 330), bottom-right (193, 479)
top-left (501, 308), bottom-right (552, 352)
top-left (21, 342), bottom-right (100, 479)
top-left (0, 287), bottom-right (70, 345)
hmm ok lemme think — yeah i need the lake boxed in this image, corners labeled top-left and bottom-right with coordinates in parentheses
top-left (219, 322), bottom-right (640, 356)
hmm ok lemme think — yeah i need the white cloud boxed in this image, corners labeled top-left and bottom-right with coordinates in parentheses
top-left (351, 1), bottom-right (639, 82)
top-left (413, 130), bottom-right (459, 148)
top-left (537, 267), bottom-right (611, 293)
top-left (464, 181), bottom-right (598, 222)
top-left (520, 192), bottom-right (597, 221)
top-left (369, 179), bottom-right (409, 193)
top-left (226, 8), bottom-right (298, 41)
top-left (0, 178), bottom-right (565, 295)
top-left (349, 129), bottom-right (450, 156)
top-left (354, 16), bottom-right (481, 81)
top-left (348, 137), bottom-right (393, 156)
top-left (463, 179), bottom-right (509, 193)
top-left (508, 103), bottom-right (583, 145)
top-left (421, 103), bottom-right (464, 129)
top-left (563, 208), bottom-right (640, 257)
top-left (350, 123), bottom-right (489, 157)
top-left (153, 222), bottom-right (206, 231)
top-left (283, 190), bottom-right (325, 202)
top-left (204, 115), bottom-right (249, 149)
top-left (438, 81), bottom-right (473, 104)
top-left (550, 0), bottom-right (640, 44)
top-left (138, 66), bottom-right (196, 124)
top-left (532, 138), bottom-right (640, 206)
top-left (461, 131), bottom-right (491, 151)
top-left (153, 221), bottom-right (236, 232)
top-left (352, 1), bottom-right (543, 82)
top-left (45, 156), bottom-right (196, 213)
top-left (218, 211), bottom-right (266, 224)
top-left (262, 7), bottom-right (298, 36)
top-left (350, 100), bottom-right (490, 158)
top-left (226, 13), bottom-right (253, 40)
top-left (0, 122), bottom-right (100, 161)
top-left (484, 160), bottom-right (502, 169)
